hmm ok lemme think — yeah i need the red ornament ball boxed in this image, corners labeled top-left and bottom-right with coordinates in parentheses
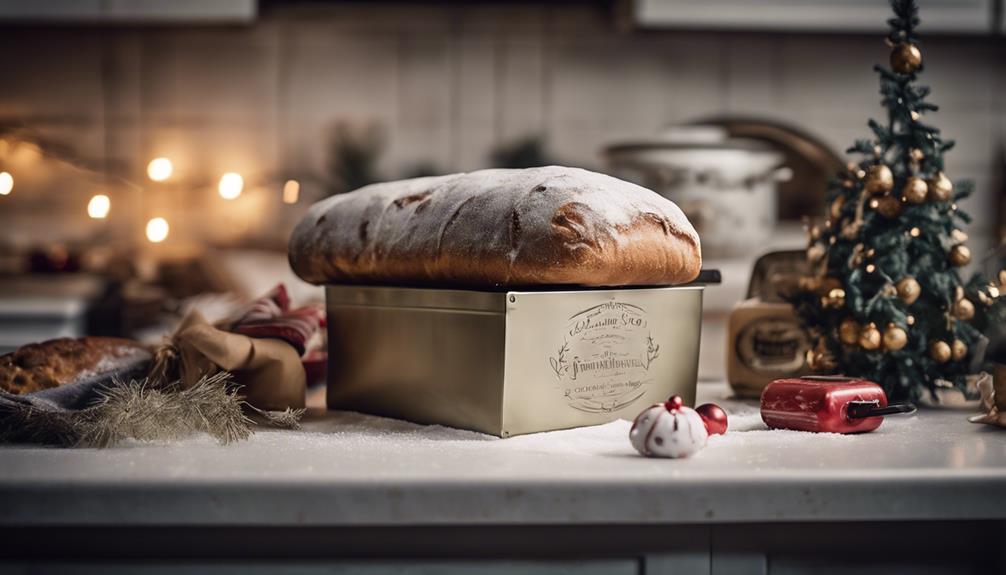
top-left (696, 403), bottom-right (728, 436)
top-left (664, 395), bottom-right (684, 411)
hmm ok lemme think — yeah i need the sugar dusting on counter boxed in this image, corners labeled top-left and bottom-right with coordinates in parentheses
top-left (97, 386), bottom-right (921, 474)
top-left (257, 395), bottom-right (886, 461)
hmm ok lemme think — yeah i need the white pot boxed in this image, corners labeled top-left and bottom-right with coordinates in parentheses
top-left (605, 126), bottom-right (787, 258)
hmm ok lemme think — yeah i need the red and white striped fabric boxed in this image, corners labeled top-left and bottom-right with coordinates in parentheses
top-left (224, 284), bottom-right (323, 356)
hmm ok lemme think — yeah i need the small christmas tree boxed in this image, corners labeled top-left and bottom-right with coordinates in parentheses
top-left (795, 0), bottom-right (1005, 402)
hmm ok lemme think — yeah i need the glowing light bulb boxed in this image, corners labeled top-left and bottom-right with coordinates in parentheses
top-left (146, 217), bottom-right (169, 243)
top-left (0, 171), bottom-right (12, 195)
top-left (87, 194), bottom-right (110, 219)
top-left (147, 157), bottom-right (173, 182)
top-left (218, 172), bottom-right (243, 199)
top-left (282, 179), bottom-right (300, 204)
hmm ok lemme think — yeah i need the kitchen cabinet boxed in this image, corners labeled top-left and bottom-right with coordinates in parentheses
top-left (633, 0), bottom-right (999, 34)
top-left (0, 0), bottom-right (256, 24)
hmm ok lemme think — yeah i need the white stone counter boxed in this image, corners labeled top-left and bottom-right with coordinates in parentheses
top-left (1, 383), bottom-right (1004, 527)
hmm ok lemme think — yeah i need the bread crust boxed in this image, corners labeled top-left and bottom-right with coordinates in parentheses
top-left (0, 337), bottom-right (152, 395)
top-left (289, 166), bottom-right (701, 288)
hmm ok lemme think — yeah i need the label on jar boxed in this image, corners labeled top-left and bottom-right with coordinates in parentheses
top-left (548, 302), bottom-right (659, 413)
top-left (735, 317), bottom-right (809, 375)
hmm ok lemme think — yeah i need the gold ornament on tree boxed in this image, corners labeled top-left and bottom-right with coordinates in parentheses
top-left (807, 244), bottom-right (826, 264)
top-left (864, 164), bottom-right (894, 195)
top-left (953, 298), bottom-right (975, 320)
top-left (949, 244), bottom-right (971, 267)
top-left (859, 323), bottom-right (882, 350)
top-left (822, 288), bottom-right (846, 309)
top-left (808, 338), bottom-right (837, 371)
top-left (901, 176), bottom-right (928, 204)
top-left (896, 277), bottom-right (921, 305)
top-left (928, 172), bottom-right (953, 202)
top-left (839, 319), bottom-right (861, 345)
top-left (883, 324), bottom-right (908, 351)
top-left (830, 195), bottom-right (846, 221)
top-left (930, 340), bottom-right (951, 363)
top-left (890, 42), bottom-right (922, 74)
top-left (876, 195), bottom-right (903, 218)
top-left (951, 339), bottom-right (968, 362)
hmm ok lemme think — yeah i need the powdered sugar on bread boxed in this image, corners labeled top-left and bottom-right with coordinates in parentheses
top-left (290, 166), bottom-right (701, 288)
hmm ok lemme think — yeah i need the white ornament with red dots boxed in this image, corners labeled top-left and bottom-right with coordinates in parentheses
top-left (629, 396), bottom-right (728, 458)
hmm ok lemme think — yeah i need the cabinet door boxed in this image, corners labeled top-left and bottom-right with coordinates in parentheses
top-left (709, 522), bottom-right (1004, 575)
top-left (0, 560), bottom-right (640, 575)
top-left (634, 0), bottom-right (996, 34)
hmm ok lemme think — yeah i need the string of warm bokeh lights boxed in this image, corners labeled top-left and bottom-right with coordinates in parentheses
top-left (87, 194), bottom-right (110, 219)
top-left (0, 143), bottom-right (303, 244)
top-left (137, 157), bottom-right (301, 242)
top-left (0, 171), bottom-right (12, 196)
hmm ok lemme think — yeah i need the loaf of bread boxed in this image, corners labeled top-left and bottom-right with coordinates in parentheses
top-left (0, 337), bottom-right (152, 395)
top-left (289, 166), bottom-right (701, 288)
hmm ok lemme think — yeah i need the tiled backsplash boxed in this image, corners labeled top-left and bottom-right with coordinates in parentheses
top-left (1, 2), bottom-right (1003, 248)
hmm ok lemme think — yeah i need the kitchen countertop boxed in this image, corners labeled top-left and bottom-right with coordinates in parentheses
top-left (1, 382), bottom-right (1004, 528)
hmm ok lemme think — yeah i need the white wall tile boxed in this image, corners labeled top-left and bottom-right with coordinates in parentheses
top-left (282, 33), bottom-right (399, 178)
top-left (952, 171), bottom-right (996, 237)
top-left (497, 38), bottom-right (546, 143)
top-left (658, 35), bottom-right (727, 124)
top-left (140, 27), bottom-right (279, 123)
top-left (549, 37), bottom-right (677, 134)
top-left (390, 35), bottom-right (453, 172)
top-left (937, 110), bottom-right (997, 171)
top-left (454, 39), bottom-right (497, 171)
top-left (777, 36), bottom-right (881, 117)
top-left (922, 39), bottom-right (999, 109)
top-left (31, 122), bottom-right (107, 165)
top-left (724, 35), bottom-right (780, 115)
top-left (0, 29), bottom-right (104, 119)
top-left (457, 3), bottom-right (545, 37)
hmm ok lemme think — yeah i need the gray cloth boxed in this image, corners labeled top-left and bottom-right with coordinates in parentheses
top-left (0, 359), bottom-right (151, 445)
top-left (0, 359), bottom-right (151, 411)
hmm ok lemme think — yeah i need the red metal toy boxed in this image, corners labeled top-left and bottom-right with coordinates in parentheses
top-left (761, 376), bottom-right (915, 434)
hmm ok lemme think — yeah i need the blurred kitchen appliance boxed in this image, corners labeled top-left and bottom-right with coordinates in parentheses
top-left (695, 118), bottom-right (844, 221)
top-left (605, 126), bottom-right (788, 257)
top-left (726, 250), bottom-right (811, 398)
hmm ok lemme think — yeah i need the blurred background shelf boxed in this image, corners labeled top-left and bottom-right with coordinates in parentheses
top-left (0, 0), bottom-right (256, 24)
top-left (633, 0), bottom-right (1001, 34)
top-left (0, 275), bottom-right (104, 354)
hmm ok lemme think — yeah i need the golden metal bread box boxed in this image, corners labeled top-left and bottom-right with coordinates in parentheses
top-left (325, 284), bottom-right (704, 437)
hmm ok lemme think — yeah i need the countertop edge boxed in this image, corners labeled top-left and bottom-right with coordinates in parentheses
top-left (3, 475), bottom-right (1005, 527)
